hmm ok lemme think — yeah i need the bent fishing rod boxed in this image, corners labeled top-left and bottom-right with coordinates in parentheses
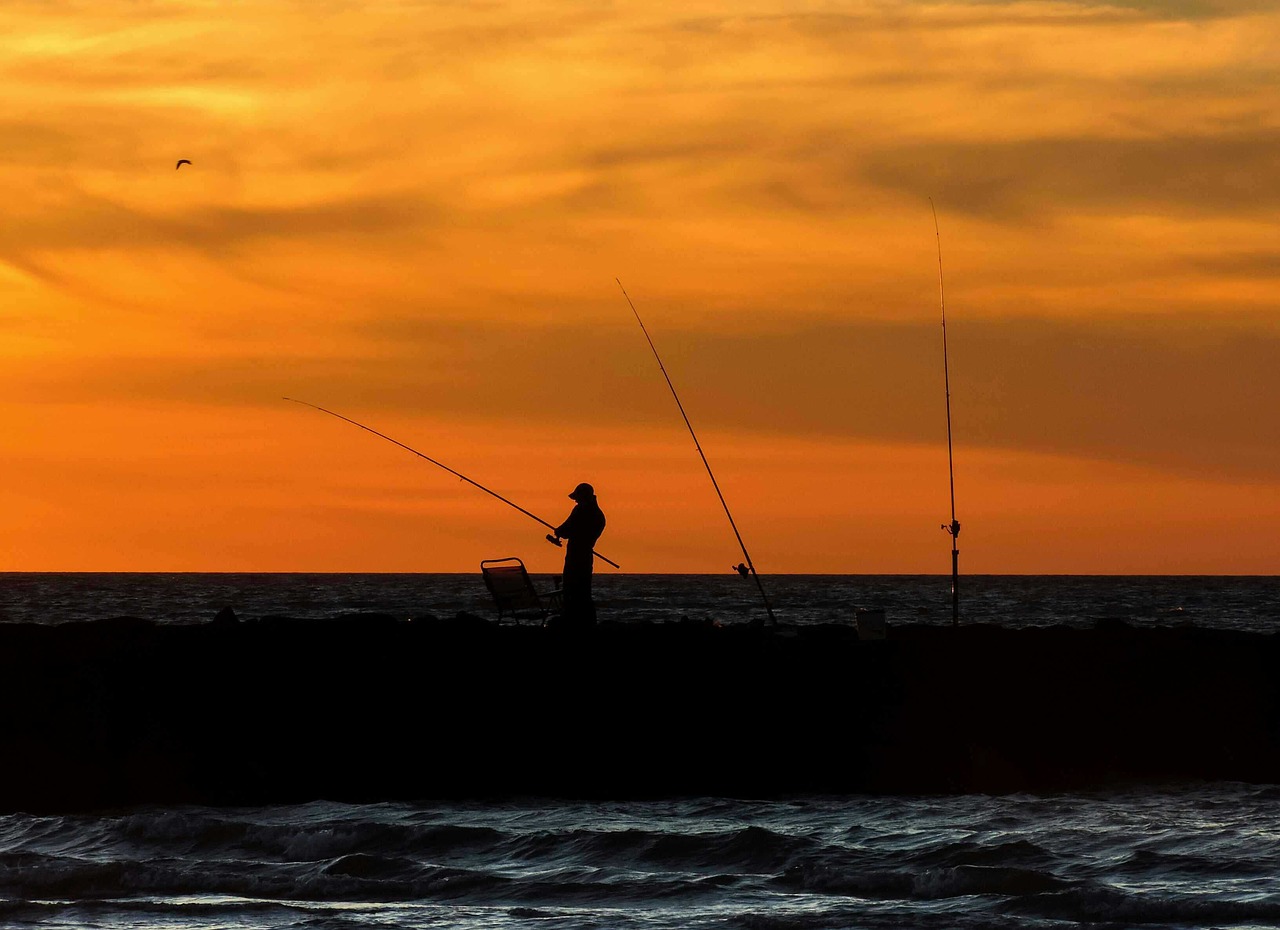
top-left (931, 199), bottom-right (961, 627)
top-left (284, 397), bottom-right (620, 569)
top-left (616, 280), bottom-right (777, 627)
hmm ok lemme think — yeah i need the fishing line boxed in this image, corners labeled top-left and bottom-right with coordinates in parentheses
top-left (284, 397), bottom-right (620, 569)
top-left (930, 199), bottom-right (961, 626)
top-left (616, 280), bottom-right (777, 626)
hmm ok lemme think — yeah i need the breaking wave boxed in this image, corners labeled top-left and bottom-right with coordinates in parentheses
top-left (1, 787), bottom-right (1278, 928)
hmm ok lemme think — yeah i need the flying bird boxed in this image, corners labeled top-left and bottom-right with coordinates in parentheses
top-left (175, 159), bottom-right (192, 170)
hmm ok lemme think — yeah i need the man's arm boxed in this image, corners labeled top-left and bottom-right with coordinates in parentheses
top-left (554, 506), bottom-right (581, 539)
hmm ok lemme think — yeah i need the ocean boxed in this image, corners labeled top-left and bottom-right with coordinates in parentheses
top-left (1, 573), bottom-right (1278, 929)
top-left (2, 572), bottom-right (1278, 632)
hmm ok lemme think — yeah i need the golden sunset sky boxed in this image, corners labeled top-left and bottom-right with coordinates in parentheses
top-left (2, 0), bottom-right (1277, 573)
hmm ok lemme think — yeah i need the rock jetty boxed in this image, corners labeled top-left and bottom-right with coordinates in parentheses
top-left (0, 615), bottom-right (1276, 811)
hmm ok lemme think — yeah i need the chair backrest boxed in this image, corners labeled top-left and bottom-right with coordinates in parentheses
top-left (481, 558), bottom-right (543, 614)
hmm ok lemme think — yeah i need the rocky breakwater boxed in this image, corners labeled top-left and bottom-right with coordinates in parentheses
top-left (0, 614), bottom-right (1277, 811)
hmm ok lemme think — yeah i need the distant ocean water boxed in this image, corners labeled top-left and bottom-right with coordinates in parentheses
top-left (1, 572), bottom-right (1278, 631)
top-left (1, 573), bottom-right (1278, 929)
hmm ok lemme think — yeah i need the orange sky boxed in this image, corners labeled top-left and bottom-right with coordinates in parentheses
top-left (1, 0), bottom-right (1278, 573)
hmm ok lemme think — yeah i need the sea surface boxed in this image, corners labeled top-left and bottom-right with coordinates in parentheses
top-left (1, 572), bottom-right (1278, 632)
top-left (1, 573), bottom-right (1278, 929)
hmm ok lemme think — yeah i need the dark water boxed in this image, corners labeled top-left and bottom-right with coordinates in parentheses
top-left (3, 790), bottom-right (1280, 929)
top-left (1, 574), bottom-right (1278, 928)
top-left (1, 572), bottom-right (1278, 631)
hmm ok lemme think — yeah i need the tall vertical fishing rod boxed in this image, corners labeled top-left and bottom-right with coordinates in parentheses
top-left (616, 279), bottom-right (777, 627)
top-left (284, 397), bottom-right (620, 569)
top-left (931, 199), bottom-right (961, 627)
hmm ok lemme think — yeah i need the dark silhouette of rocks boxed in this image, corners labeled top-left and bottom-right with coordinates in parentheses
top-left (0, 617), bottom-right (1276, 811)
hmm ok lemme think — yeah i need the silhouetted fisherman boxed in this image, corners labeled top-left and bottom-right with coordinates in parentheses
top-left (734, 562), bottom-right (749, 577)
top-left (552, 483), bottom-right (606, 629)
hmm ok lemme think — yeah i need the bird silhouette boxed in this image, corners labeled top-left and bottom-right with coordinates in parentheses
top-left (175, 159), bottom-right (192, 170)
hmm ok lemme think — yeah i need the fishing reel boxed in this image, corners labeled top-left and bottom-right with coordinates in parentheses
top-left (545, 534), bottom-right (563, 547)
top-left (941, 520), bottom-right (961, 538)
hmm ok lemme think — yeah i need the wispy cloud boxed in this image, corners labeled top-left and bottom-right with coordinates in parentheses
top-left (13, 313), bottom-right (1278, 482)
top-left (863, 131), bottom-right (1280, 220)
top-left (1, 189), bottom-right (440, 254)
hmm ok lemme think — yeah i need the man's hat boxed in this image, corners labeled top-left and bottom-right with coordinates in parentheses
top-left (568, 482), bottom-right (595, 501)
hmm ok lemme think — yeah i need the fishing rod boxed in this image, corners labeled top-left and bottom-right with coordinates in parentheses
top-left (930, 199), bottom-right (961, 627)
top-left (284, 397), bottom-right (620, 569)
top-left (616, 279), bottom-right (777, 627)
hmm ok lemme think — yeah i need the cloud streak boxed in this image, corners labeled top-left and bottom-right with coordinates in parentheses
top-left (1, 189), bottom-right (439, 254)
top-left (863, 131), bottom-right (1280, 220)
top-left (14, 313), bottom-right (1279, 482)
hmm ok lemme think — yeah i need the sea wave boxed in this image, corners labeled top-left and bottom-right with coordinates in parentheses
top-left (2, 785), bottom-right (1280, 928)
top-left (1006, 885), bottom-right (1280, 924)
top-left (4, 573), bottom-right (1280, 632)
